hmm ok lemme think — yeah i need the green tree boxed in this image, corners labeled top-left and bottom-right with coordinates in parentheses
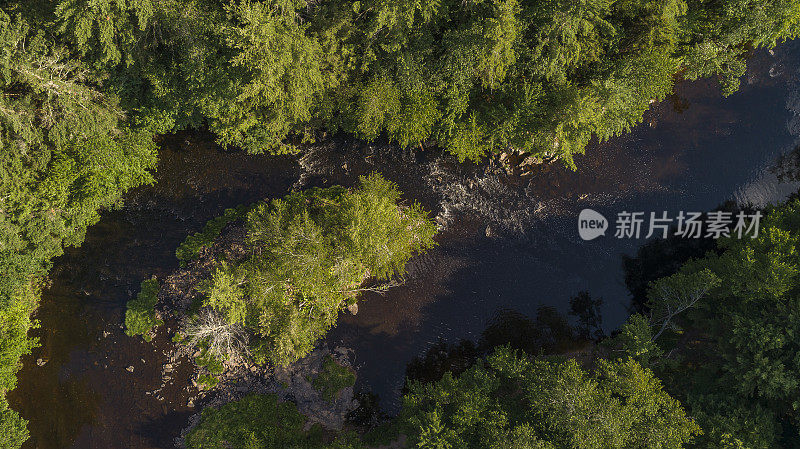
top-left (189, 173), bottom-right (437, 366)
top-left (124, 278), bottom-right (163, 341)
top-left (568, 291), bottom-right (604, 340)
top-left (0, 399), bottom-right (28, 449)
top-left (642, 200), bottom-right (800, 447)
top-left (0, 10), bottom-right (157, 446)
top-left (401, 347), bottom-right (700, 448)
top-left (54, 0), bottom-right (155, 66)
top-left (604, 313), bottom-right (663, 366)
top-left (45, 0), bottom-right (800, 164)
top-left (681, 0), bottom-right (800, 95)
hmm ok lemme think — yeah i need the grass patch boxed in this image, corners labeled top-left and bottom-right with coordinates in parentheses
top-left (311, 355), bottom-right (356, 402)
top-left (196, 346), bottom-right (225, 375)
top-left (197, 374), bottom-right (220, 389)
top-left (124, 278), bottom-right (162, 341)
top-left (175, 204), bottom-right (251, 266)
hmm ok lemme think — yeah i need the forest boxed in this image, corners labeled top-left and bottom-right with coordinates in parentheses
top-left (2, 0), bottom-right (800, 447)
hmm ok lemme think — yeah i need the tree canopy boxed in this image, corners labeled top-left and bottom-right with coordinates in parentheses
top-left (607, 199), bottom-right (800, 448)
top-left (401, 347), bottom-right (700, 449)
top-left (0, 8), bottom-right (157, 442)
top-left (2, 0), bottom-right (800, 446)
top-left (21, 0), bottom-right (800, 164)
top-left (189, 173), bottom-right (437, 366)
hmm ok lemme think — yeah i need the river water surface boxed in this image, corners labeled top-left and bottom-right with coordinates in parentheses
top-left (11, 41), bottom-right (800, 448)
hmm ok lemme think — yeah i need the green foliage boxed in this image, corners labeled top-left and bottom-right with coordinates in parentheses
top-left (186, 394), bottom-right (313, 449)
top-left (642, 199), bottom-right (800, 447)
top-left (0, 398), bottom-right (28, 449)
top-left (311, 355), bottom-right (356, 402)
top-left (361, 421), bottom-right (401, 447)
top-left (0, 8), bottom-right (158, 307)
top-left (401, 346), bottom-right (700, 449)
top-left (681, 0), bottom-right (800, 96)
top-left (1, 2), bottom-right (800, 446)
top-left (197, 374), bottom-right (220, 389)
top-left (0, 10), bottom-right (157, 447)
top-left (35, 0), bottom-right (800, 165)
top-left (202, 173), bottom-right (437, 366)
top-left (604, 314), bottom-right (663, 366)
top-left (52, 0), bottom-right (329, 153)
top-left (54, 0), bottom-right (155, 66)
top-left (186, 394), bottom-right (364, 449)
top-left (195, 346), bottom-right (225, 375)
top-left (686, 392), bottom-right (779, 449)
top-left (0, 282), bottom-right (38, 397)
top-left (647, 268), bottom-right (721, 339)
top-left (176, 204), bottom-right (251, 266)
top-left (0, 285), bottom-right (36, 449)
top-left (209, 0), bottom-right (327, 154)
top-left (124, 278), bottom-right (162, 341)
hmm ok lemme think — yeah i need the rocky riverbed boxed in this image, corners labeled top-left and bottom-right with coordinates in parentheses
top-left (145, 214), bottom-right (362, 446)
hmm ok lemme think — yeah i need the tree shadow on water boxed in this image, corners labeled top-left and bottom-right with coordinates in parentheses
top-left (402, 306), bottom-right (581, 392)
top-left (136, 410), bottom-right (194, 448)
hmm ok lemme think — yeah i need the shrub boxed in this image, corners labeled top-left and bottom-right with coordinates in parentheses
top-left (176, 205), bottom-right (251, 266)
top-left (124, 278), bottom-right (163, 341)
top-left (183, 309), bottom-right (249, 366)
top-left (0, 399), bottom-right (28, 449)
top-left (185, 394), bottom-right (364, 449)
top-left (311, 356), bottom-right (356, 402)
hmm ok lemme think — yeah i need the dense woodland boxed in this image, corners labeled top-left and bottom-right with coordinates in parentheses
top-left (2, 0), bottom-right (800, 447)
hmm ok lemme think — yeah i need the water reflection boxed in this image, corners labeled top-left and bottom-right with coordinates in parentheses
top-left (330, 40), bottom-right (800, 412)
top-left (403, 306), bottom-right (580, 390)
top-left (10, 137), bottom-right (299, 449)
top-left (8, 285), bottom-right (99, 447)
top-left (9, 39), bottom-right (800, 448)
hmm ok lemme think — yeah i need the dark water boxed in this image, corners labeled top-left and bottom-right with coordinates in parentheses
top-left (9, 137), bottom-right (300, 448)
top-left (10, 41), bottom-right (800, 447)
top-left (329, 41), bottom-right (800, 410)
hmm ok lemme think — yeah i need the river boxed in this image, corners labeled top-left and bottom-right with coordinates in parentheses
top-left (10, 41), bottom-right (800, 448)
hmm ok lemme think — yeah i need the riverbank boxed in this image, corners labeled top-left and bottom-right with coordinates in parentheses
top-left (8, 40), bottom-right (800, 448)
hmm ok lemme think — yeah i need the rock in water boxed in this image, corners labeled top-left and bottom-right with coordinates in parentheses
top-left (347, 303), bottom-right (359, 315)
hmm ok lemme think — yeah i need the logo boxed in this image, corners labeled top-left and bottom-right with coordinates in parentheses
top-left (577, 209), bottom-right (762, 241)
top-left (578, 209), bottom-right (608, 240)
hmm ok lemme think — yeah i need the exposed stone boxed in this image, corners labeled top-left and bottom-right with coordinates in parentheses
top-left (347, 303), bottom-right (358, 315)
top-left (520, 156), bottom-right (540, 167)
